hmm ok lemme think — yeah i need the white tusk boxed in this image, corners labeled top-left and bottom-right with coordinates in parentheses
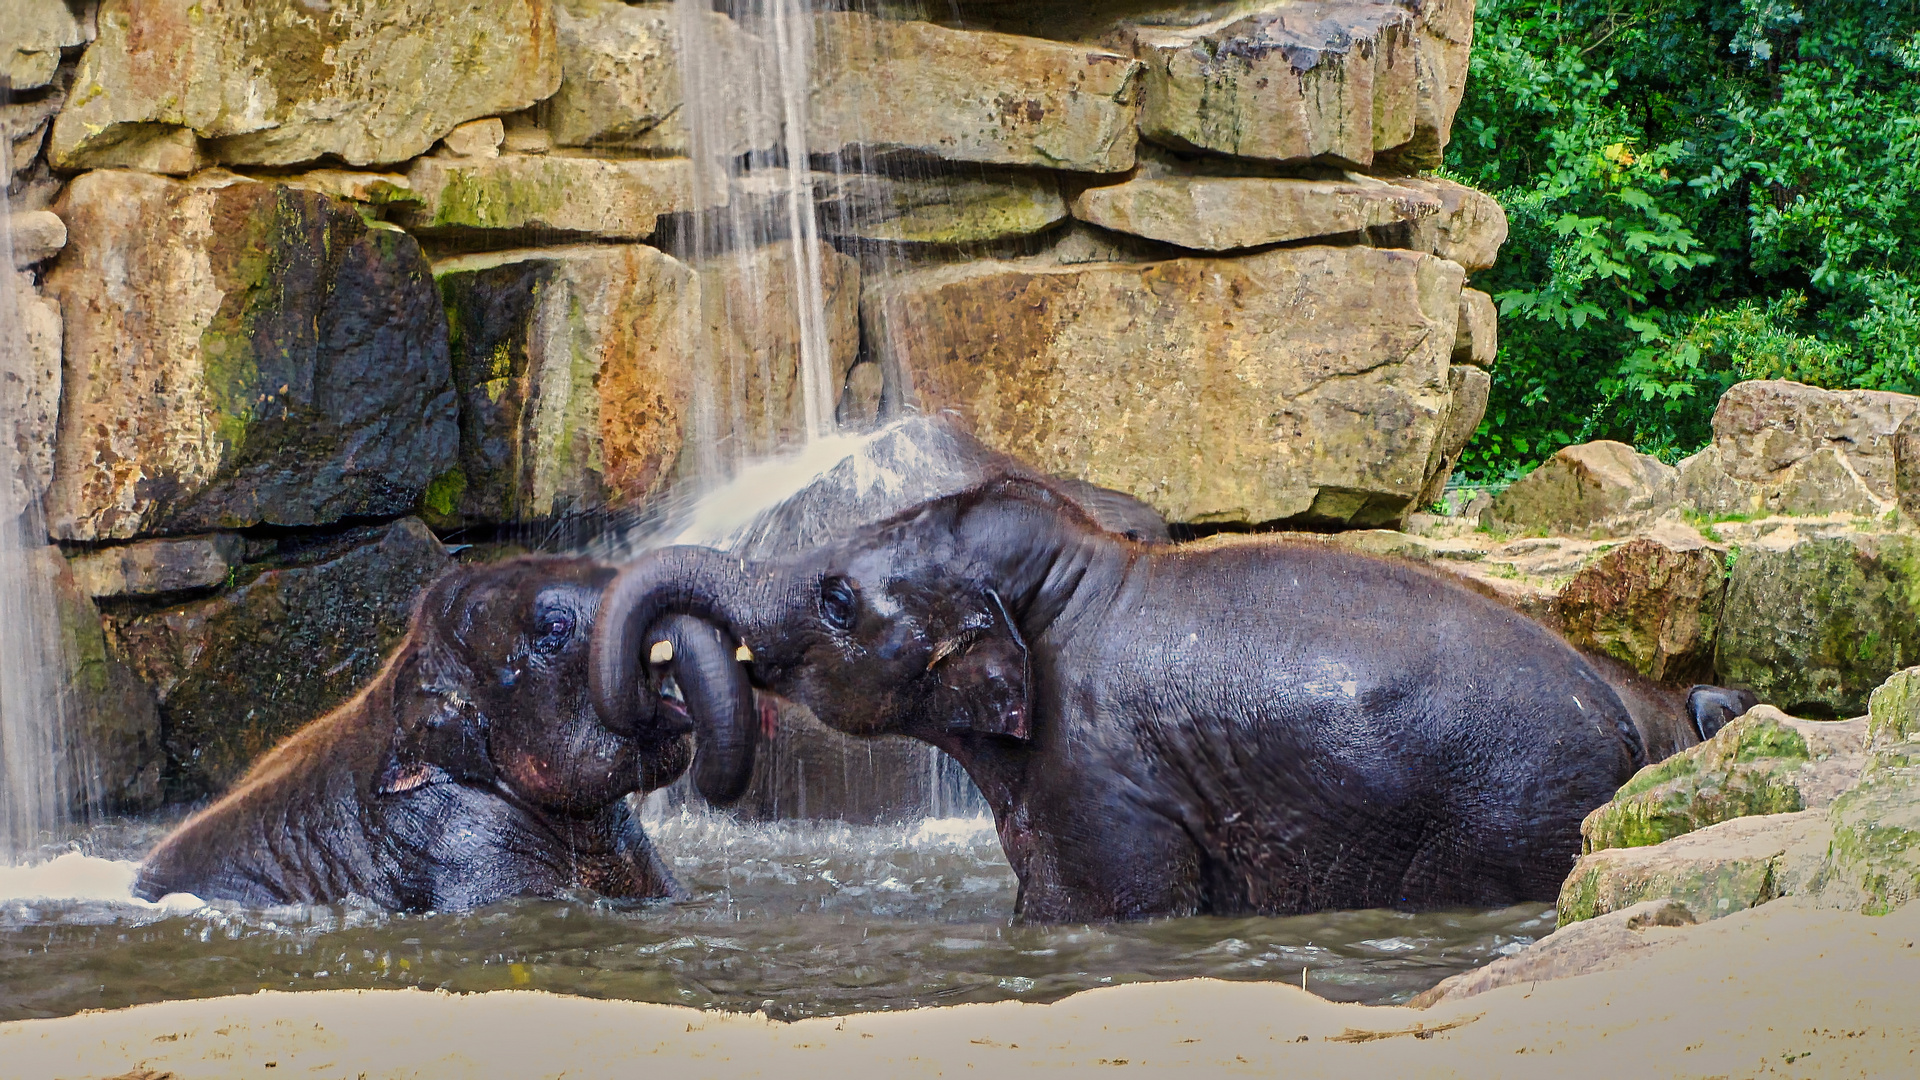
top-left (649, 639), bottom-right (674, 664)
top-left (735, 643), bottom-right (754, 662)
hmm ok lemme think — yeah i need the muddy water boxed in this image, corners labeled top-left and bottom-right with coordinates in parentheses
top-left (0, 811), bottom-right (1552, 1022)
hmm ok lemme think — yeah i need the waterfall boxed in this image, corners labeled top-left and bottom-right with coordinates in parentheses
top-left (0, 137), bottom-right (80, 863)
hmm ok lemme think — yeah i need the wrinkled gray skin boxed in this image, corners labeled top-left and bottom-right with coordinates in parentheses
top-left (592, 479), bottom-right (1680, 922)
top-left (135, 558), bottom-right (751, 911)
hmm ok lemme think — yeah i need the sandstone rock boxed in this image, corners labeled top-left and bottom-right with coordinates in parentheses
top-left (1815, 667), bottom-right (1920, 915)
top-left (865, 245), bottom-right (1465, 528)
top-left (1069, 172), bottom-right (1438, 251)
top-left (2, 269), bottom-right (60, 509)
top-left (9, 209), bottom-right (66, 267)
top-left (1487, 441), bottom-right (1678, 537)
top-left (1557, 534), bottom-right (1726, 682)
top-left (438, 118), bottom-right (505, 160)
top-left (432, 244), bottom-right (701, 523)
top-left (837, 361), bottom-right (886, 429)
top-left (1715, 529), bottom-right (1920, 717)
top-left (67, 535), bottom-right (245, 598)
top-left (41, 549), bottom-right (165, 814)
top-left (57, 123), bottom-right (203, 176)
top-left (1414, 364), bottom-right (1490, 508)
top-left (810, 12), bottom-right (1142, 173)
top-left (810, 171), bottom-right (1067, 245)
top-left (1583, 706), bottom-right (1869, 853)
top-left (1393, 0), bottom-right (1474, 170)
top-left (1453, 287), bottom-right (1497, 367)
top-left (402, 153), bottom-right (720, 238)
top-left (44, 170), bottom-right (458, 541)
top-left (1558, 809), bottom-right (1832, 925)
top-left (52, 0), bottom-right (560, 169)
top-left (548, 0), bottom-right (774, 158)
top-left (1118, 2), bottom-right (1417, 167)
top-left (1894, 409), bottom-right (1919, 524)
top-left (699, 240), bottom-right (862, 461)
top-left (279, 170), bottom-right (420, 208)
top-left (1678, 380), bottom-right (1920, 518)
top-left (1411, 899), bottom-right (1695, 1007)
top-left (3, 0), bottom-right (86, 91)
top-left (111, 518), bottom-right (451, 797)
top-left (1370, 177), bottom-right (1508, 273)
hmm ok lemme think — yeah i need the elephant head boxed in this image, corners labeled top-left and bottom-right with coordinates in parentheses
top-left (380, 557), bottom-right (754, 813)
top-left (591, 479), bottom-right (1103, 803)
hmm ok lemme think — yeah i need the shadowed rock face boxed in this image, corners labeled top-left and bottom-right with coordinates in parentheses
top-left (111, 518), bottom-right (453, 800)
top-left (45, 171), bottom-right (458, 541)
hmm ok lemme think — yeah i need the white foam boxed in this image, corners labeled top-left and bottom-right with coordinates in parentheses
top-left (911, 816), bottom-right (996, 845)
top-left (0, 851), bottom-right (203, 910)
top-left (672, 428), bottom-right (892, 545)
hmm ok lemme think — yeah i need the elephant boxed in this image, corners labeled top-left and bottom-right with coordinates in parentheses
top-left (591, 477), bottom-right (1740, 922)
top-left (133, 557), bottom-right (754, 911)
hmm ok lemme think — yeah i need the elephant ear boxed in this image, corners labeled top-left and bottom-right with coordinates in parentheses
top-left (376, 620), bottom-right (497, 797)
top-left (929, 590), bottom-right (1032, 741)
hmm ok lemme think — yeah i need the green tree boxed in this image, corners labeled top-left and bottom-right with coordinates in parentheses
top-left (1452, 0), bottom-right (1920, 481)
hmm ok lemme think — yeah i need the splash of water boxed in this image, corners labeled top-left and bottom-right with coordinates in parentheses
top-left (0, 140), bottom-right (82, 864)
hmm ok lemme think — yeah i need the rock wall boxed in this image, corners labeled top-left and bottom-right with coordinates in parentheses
top-left (4, 0), bottom-right (1506, 809)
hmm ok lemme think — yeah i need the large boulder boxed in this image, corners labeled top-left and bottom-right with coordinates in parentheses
top-left (547, 0), bottom-right (775, 157)
top-left (1369, 176), bottom-right (1508, 273)
top-left (1582, 706), bottom-right (1869, 853)
top-left (51, 0), bottom-right (560, 169)
top-left (44, 170), bottom-right (457, 541)
top-left (1116, 2), bottom-right (1417, 166)
top-left (2, 270), bottom-right (60, 511)
top-left (809, 12), bottom-right (1143, 173)
top-left (1414, 364), bottom-right (1491, 508)
top-left (432, 244), bottom-right (702, 524)
top-left (1558, 809), bottom-right (1832, 926)
top-left (1715, 528), bottom-right (1920, 717)
top-left (1067, 171), bottom-right (1441, 251)
top-left (1452, 287), bottom-right (1498, 367)
top-left (1557, 534), bottom-right (1727, 682)
top-left (400, 153), bottom-right (721, 238)
top-left (864, 245), bottom-right (1466, 528)
top-left (110, 518), bottom-right (452, 798)
top-left (1113, 0), bottom-right (1471, 170)
top-left (808, 171), bottom-right (1068, 246)
top-left (1486, 440), bottom-right (1677, 537)
top-left (40, 549), bottom-right (165, 814)
top-left (3, 0), bottom-right (87, 91)
top-left (1817, 667), bottom-right (1920, 915)
top-left (1896, 408), bottom-right (1919, 524)
top-left (1679, 380), bottom-right (1920, 518)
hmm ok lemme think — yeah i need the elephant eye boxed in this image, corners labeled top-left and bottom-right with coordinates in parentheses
top-left (532, 610), bottom-right (575, 654)
top-left (819, 576), bottom-right (858, 632)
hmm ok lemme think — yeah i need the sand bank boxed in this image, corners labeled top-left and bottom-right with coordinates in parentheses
top-left (4, 896), bottom-right (1916, 1079)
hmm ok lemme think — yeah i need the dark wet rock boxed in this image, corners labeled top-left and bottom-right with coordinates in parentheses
top-left (42, 549), bottom-right (165, 814)
top-left (66, 535), bottom-right (244, 598)
top-left (44, 170), bottom-right (458, 541)
top-left (1715, 528), bottom-right (1920, 718)
top-left (110, 518), bottom-right (452, 799)
top-left (1557, 534), bottom-right (1727, 683)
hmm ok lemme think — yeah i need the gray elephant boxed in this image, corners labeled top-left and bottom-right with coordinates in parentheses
top-left (134, 557), bottom-right (750, 910)
top-left (590, 478), bottom-right (1741, 921)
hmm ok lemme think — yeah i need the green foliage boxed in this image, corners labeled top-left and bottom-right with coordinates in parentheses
top-left (1454, 0), bottom-right (1920, 480)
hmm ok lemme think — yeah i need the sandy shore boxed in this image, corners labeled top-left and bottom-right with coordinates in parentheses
top-left (4, 896), bottom-right (1916, 1079)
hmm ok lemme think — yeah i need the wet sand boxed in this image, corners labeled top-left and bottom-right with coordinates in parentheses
top-left (4, 896), bottom-right (1915, 1079)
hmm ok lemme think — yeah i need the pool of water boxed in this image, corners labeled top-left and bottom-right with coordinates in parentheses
top-left (0, 810), bottom-right (1553, 1022)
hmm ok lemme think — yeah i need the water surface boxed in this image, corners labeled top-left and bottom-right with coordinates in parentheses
top-left (0, 811), bottom-right (1552, 1022)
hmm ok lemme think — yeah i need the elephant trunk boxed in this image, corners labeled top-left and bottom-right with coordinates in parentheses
top-left (592, 546), bottom-right (774, 804)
